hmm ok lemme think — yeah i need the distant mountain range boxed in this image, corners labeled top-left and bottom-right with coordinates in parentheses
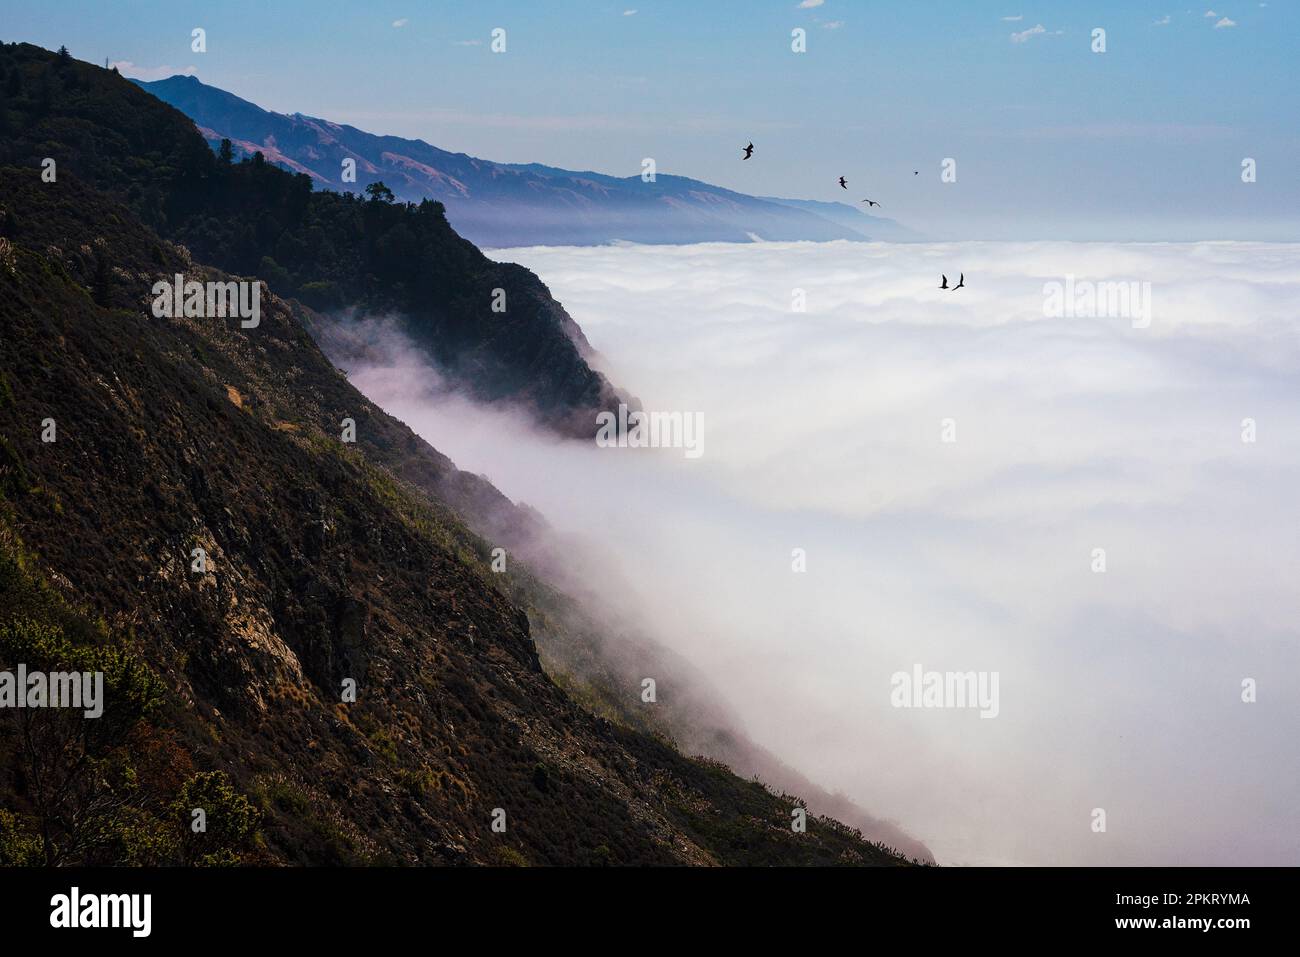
top-left (136, 74), bottom-right (920, 248)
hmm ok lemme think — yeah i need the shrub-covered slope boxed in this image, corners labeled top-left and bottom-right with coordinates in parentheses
top-left (0, 162), bottom-right (911, 865)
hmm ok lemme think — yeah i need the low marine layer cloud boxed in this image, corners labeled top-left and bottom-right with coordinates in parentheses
top-left (341, 240), bottom-right (1300, 865)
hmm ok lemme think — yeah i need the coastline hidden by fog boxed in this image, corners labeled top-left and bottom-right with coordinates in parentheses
top-left (0, 0), bottom-right (1296, 892)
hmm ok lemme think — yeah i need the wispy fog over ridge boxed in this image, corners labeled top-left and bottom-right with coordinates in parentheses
top-left (335, 240), bottom-right (1300, 865)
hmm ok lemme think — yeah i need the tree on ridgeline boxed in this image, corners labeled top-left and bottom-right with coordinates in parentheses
top-left (365, 181), bottom-right (395, 204)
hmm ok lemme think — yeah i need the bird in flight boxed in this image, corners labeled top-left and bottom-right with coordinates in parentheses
top-left (913, 170), bottom-right (919, 175)
top-left (952, 272), bottom-right (965, 290)
top-left (939, 274), bottom-right (949, 290)
top-left (838, 176), bottom-right (848, 189)
top-left (862, 198), bottom-right (881, 208)
top-left (742, 142), bottom-right (754, 160)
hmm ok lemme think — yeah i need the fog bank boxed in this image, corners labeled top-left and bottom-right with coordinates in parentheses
top-left (341, 240), bottom-right (1300, 865)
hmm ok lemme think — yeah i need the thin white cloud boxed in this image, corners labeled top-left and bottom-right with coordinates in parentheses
top-left (1010, 23), bottom-right (1046, 42)
top-left (453, 39), bottom-right (482, 46)
top-left (1214, 16), bottom-right (1237, 26)
top-left (391, 18), bottom-right (408, 28)
top-left (623, 9), bottom-right (637, 15)
top-left (823, 20), bottom-right (844, 29)
top-left (1154, 14), bottom-right (1172, 25)
top-left (1204, 9), bottom-right (1218, 15)
top-left (1002, 14), bottom-right (1024, 21)
top-left (798, 0), bottom-right (825, 8)
top-left (109, 61), bottom-right (196, 81)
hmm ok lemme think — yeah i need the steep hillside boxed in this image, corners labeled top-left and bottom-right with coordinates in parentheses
top-left (0, 164), bottom-right (915, 866)
top-left (492, 550), bottom-right (936, 863)
top-left (308, 315), bottom-right (933, 862)
top-left (135, 74), bottom-right (909, 247)
top-left (0, 43), bottom-right (626, 437)
top-left (0, 43), bottom-right (930, 868)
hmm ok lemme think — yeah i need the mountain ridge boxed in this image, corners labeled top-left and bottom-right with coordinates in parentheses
top-left (0, 43), bottom-right (629, 438)
top-left (136, 73), bottom-right (920, 247)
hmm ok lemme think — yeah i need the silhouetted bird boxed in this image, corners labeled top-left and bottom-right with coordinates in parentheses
top-left (862, 198), bottom-right (881, 208)
top-left (952, 273), bottom-right (965, 290)
top-left (914, 170), bottom-right (919, 175)
top-left (742, 142), bottom-right (754, 160)
top-left (839, 176), bottom-right (848, 189)
top-left (939, 275), bottom-right (949, 289)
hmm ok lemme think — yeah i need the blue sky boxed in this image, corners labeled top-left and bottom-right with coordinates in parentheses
top-left (3, 1), bottom-right (1296, 239)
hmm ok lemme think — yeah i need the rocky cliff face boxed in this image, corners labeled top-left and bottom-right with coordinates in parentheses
top-left (0, 43), bottom-right (917, 866)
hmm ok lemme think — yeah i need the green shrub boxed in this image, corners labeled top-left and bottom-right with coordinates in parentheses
top-left (0, 809), bottom-right (41, 864)
top-left (172, 771), bottom-right (259, 866)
